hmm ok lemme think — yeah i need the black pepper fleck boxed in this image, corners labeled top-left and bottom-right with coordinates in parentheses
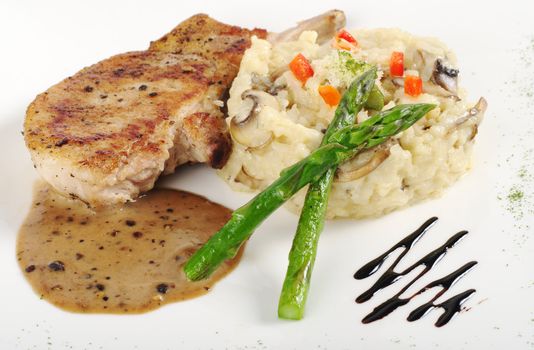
top-left (25, 265), bottom-right (36, 273)
top-left (55, 138), bottom-right (69, 147)
top-left (132, 231), bottom-right (143, 239)
top-left (84, 85), bottom-right (94, 92)
top-left (156, 283), bottom-right (168, 294)
top-left (138, 84), bottom-right (147, 91)
top-left (48, 261), bottom-right (65, 272)
top-left (149, 92), bottom-right (158, 97)
top-left (96, 283), bottom-right (105, 291)
top-left (125, 220), bottom-right (136, 227)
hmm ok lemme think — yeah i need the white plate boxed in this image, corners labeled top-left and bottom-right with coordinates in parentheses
top-left (1, 0), bottom-right (533, 349)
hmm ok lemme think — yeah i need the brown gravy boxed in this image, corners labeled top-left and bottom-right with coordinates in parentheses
top-left (17, 182), bottom-right (243, 314)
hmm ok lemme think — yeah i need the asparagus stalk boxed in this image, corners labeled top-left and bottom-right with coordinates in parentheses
top-left (365, 85), bottom-right (384, 111)
top-left (336, 51), bottom-right (383, 111)
top-left (184, 105), bottom-right (436, 282)
top-left (183, 69), bottom-right (375, 281)
top-left (278, 70), bottom-right (377, 320)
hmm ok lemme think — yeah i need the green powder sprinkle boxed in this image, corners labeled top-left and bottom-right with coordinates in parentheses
top-left (508, 188), bottom-right (525, 202)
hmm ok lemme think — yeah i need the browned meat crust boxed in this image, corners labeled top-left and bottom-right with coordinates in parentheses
top-left (24, 14), bottom-right (266, 205)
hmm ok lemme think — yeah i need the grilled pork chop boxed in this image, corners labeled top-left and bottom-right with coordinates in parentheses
top-left (24, 11), bottom-right (345, 206)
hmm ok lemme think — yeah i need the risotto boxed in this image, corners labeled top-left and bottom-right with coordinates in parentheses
top-left (218, 28), bottom-right (486, 219)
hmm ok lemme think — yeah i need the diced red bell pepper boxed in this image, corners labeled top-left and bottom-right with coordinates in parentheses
top-left (389, 51), bottom-right (404, 77)
top-left (289, 53), bottom-right (314, 85)
top-left (333, 29), bottom-right (358, 51)
top-left (404, 75), bottom-right (423, 97)
top-left (336, 29), bottom-right (358, 44)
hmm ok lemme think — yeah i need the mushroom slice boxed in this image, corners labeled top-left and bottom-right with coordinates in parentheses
top-left (335, 140), bottom-right (395, 182)
top-left (412, 51), bottom-right (459, 99)
top-left (453, 97), bottom-right (487, 127)
top-left (251, 73), bottom-right (273, 91)
top-left (431, 58), bottom-right (459, 94)
top-left (468, 124), bottom-right (479, 141)
top-left (413, 49), bottom-right (436, 81)
top-left (251, 73), bottom-right (287, 96)
top-left (229, 90), bottom-right (275, 149)
top-left (235, 165), bottom-right (262, 189)
top-left (448, 97), bottom-right (487, 140)
top-left (422, 83), bottom-right (460, 101)
top-left (268, 10), bottom-right (346, 45)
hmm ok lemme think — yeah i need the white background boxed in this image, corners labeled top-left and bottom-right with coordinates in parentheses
top-left (0, 0), bottom-right (533, 349)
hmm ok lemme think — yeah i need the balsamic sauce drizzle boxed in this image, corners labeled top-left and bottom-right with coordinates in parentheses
top-left (354, 217), bottom-right (477, 327)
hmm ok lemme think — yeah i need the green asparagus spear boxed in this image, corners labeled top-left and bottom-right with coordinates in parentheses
top-left (336, 51), bottom-right (383, 111)
top-left (183, 69), bottom-right (375, 281)
top-left (365, 86), bottom-right (384, 111)
top-left (278, 70), bottom-right (378, 320)
top-left (277, 171), bottom-right (333, 320)
top-left (184, 103), bottom-right (436, 282)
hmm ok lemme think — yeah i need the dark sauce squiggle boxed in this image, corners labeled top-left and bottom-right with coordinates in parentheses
top-left (354, 217), bottom-right (477, 327)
